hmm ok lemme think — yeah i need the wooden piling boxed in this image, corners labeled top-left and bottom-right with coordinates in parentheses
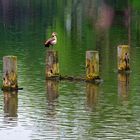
top-left (86, 51), bottom-right (100, 81)
top-left (2, 56), bottom-right (18, 91)
top-left (117, 45), bottom-right (130, 72)
top-left (46, 50), bottom-right (60, 79)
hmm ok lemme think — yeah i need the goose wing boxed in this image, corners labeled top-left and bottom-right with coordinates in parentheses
top-left (45, 38), bottom-right (54, 45)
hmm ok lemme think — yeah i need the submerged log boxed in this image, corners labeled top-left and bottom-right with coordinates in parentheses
top-left (117, 45), bottom-right (130, 72)
top-left (86, 51), bottom-right (100, 82)
top-left (2, 56), bottom-right (18, 91)
top-left (46, 50), bottom-right (60, 79)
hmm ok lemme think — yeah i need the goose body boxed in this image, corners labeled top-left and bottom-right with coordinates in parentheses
top-left (44, 32), bottom-right (57, 47)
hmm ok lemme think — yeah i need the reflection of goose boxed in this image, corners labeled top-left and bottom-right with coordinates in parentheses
top-left (44, 32), bottom-right (57, 47)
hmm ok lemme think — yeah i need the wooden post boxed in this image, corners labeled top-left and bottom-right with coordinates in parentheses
top-left (117, 45), bottom-right (130, 72)
top-left (46, 50), bottom-right (59, 79)
top-left (86, 51), bottom-right (100, 81)
top-left (2, 56), bottom-right (18, 91)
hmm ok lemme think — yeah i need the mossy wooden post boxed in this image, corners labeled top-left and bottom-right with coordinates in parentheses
top-left (117, 45), bottom-right (130, 72)
top-left (86, 51), bottom-right (99, 81)
top-left (2, 56), bottom-right (18, 91)
top-left (46, 50), bottom-right (59, 79)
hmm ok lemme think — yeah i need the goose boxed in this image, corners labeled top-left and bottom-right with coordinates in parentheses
top-left (44, 32), bottom-right (57, 47)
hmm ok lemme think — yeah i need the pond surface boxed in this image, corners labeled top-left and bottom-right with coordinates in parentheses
top-left (0, 0), bottom-right (140, 139)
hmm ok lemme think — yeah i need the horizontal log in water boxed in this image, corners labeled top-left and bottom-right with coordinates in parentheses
top-left (46, 75), bottom-right (102, 84)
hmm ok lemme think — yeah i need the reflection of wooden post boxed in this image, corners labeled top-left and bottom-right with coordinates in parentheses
top-left (46, 50), bottom-right (59, 79)
top-left (118, 73), bottom-right (129, 98)
top-left (46, 80), bottom-right (58, 117)
top-left (86, 83), bottom-right (98, 109)
top-left (86, 51), bottom-right (99, 81)
top-left (2, 56), bottom-right (18, 91)
top-left (4, 91), bottom-right (18, 117)
top-left (46, 80), bottom-right (59, 101)
top-left (117, 45), bottom-right (130, 72)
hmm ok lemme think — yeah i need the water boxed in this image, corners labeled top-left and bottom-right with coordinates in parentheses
top-left (0, 0), bottom-right (140, 139)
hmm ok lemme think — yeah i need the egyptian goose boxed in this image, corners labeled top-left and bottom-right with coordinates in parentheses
top-left (44, 32), bottom-right (57, 47)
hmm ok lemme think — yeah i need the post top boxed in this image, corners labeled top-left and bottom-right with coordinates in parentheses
top-left (3, 55), bottom-right (17, 57)
top-left (3, 56), bottom-right (17, 59)
top-left (86, 50), bottom-right (98, 53)
top-left (118, 45), bottom-right (129, 48)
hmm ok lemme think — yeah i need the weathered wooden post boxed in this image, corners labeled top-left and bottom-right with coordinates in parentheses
top-left (2, 56), bottom-right (18, 91)
top-left (86, 51), bottom-right (100, 81)
top-left (117, 45), bottom-right (130, 72)
top-left (46, 50), bottom-right (60, 79)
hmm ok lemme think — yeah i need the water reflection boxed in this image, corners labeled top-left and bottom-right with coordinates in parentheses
top-left (3, 91), bottom-right (18, 126)
top-left (86, 83), bottom-right (99, 110)
top-left (46, 80), bottom-right (59, 116)
top-left (4, 91), bottom-right (18, 118)
top-left (46, 80), bottom-right (59, 101)
top-left (118, 73), bottom-right (130, 99)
